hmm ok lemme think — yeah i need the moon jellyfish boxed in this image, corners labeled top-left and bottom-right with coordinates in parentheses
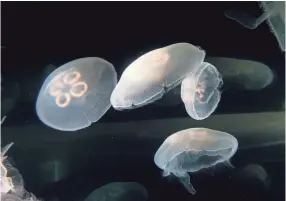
top-left (181, 62), bottom-right (223, 120)
top-left (36, 57), bottom-right (117, 131)
top-left (239, 164), bottom-right (270, 188)
top-left (231, 164), bottom-right (271, 199)
top-left (1, 143), bottom-right (24, 196)
top-left (225, 1), bottom-right (285, 51)
top-left (84, 182), bottom-right (148, 201)
top-left (110, 43), bottom-right (205, 110)
top-left (205, 57), bottom-right (274, 90)
top-left (154, 128), bottom-right (238, 194)
top-left (1, 76), bottom-right (20, 117)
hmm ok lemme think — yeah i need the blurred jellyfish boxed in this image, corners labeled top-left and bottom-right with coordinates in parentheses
top-left (36, 57), bottom-right (117, 131)
top-left (1, 191), bottom-right (40, 201)
top-left (154, 128), bottom-right (238, 194)
top-left (205, 57), bottom-right (274, 90)
top-left (225, 1), bottom-right (285, 51)
top-left (110, 43), bottom-right (206, 110)
top-left (1, 143), bottom-right (25, 196)
top-left (1, 76), bottom-right (20, 117)
top-left (181, 62), bottom-right (223, 120)
top-left (230, 164), bottom-right (270, 198)
top-left (1, 193), bottom-right (23, 201)
top-left (239, 164), bottom-right (270, 188)
top-left (84, 182), bottom-right (148, 201)
top-left (1, 143), bottom-right (40, 201)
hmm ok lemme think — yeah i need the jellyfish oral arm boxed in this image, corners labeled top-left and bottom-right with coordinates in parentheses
top-left (162, 170), bottom-right (170, 177)
top-left (176, 172), bottom-right (196, 195)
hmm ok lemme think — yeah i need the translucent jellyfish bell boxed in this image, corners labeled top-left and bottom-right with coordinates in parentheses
top-left (154, 128), bottom-right (238, 194)
top-left (181, 62), bottom-right (223, 120)
top-left (36, 57), bottom-right (117, 131)
top-left (111, 43), bottom-right (205, 110)
top-left (84, 182), bottom-right (148, 201)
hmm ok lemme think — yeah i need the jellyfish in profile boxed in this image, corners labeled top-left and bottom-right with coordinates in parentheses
top-left (205, 57), bottom-right (274, 90)
top-left (36, 57), bottom-right (117, 131)
top-left (110, 43), bottom-right (205, 110)
top-left (84, 182), bottom-right (148, 201)
top-left (225, 1), bottom-right (285, 51)
top-left (181, 62), bottom-right (223, 120)
top-left (154, 128), bottom-right (238, 194)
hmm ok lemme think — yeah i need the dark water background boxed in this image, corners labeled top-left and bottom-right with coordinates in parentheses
top-left (1, 2), bottom-right (285, 201)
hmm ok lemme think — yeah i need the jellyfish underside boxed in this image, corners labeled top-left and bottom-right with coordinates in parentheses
top-left (225, 1), bottom-right (285, 51)
top-left (110, 43), bottom-right (206, 110)
top-left (154, 128), bottom-right (238, 194)
top-left (164, 148), bottom-right (231, 194)
top-left (181, 62), bottom-right (222, 120)
top-left (36, 57), bottom-right (117, 131)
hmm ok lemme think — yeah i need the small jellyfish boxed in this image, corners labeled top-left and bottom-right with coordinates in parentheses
top-left (225, 1), bottom-right (285, 51)
top-left (154, 128), bottom-right (238, 194)
top-left (84, 182), bottom-right (148, 201)
top-left (231, 164), bottom-right (270, 199)
top-left (1, 76), bottom-right (20, 117)
top-left (110, 43), bottom-right (205, 110)
top-left (36, 57), bottom-right (117, 131)
top-left (205, 57), bottom-right (274, 90)
top-left (239, 164), bottom-right (270, 188)
top-left (181, 62), bottom-right (223, 120)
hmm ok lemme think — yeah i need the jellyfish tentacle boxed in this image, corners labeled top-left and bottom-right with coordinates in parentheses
top-left (177, 172), bottom-right (196, 195)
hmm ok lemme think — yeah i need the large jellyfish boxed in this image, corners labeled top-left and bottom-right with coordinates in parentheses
top-left (84, 182), bottom-right (148, 201)
top-left (181, 62), bottom-right (223, 120)
top-left (110, 43), bottom-right (205, 110)
top-left (154, 128), bottom-right (238, 194)
top-left (36, 57), bottom-right (117, 131)
top-left (205, 57), bottom-right (274, 90)
top-left (225, 1), bottom-right (285, 51)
